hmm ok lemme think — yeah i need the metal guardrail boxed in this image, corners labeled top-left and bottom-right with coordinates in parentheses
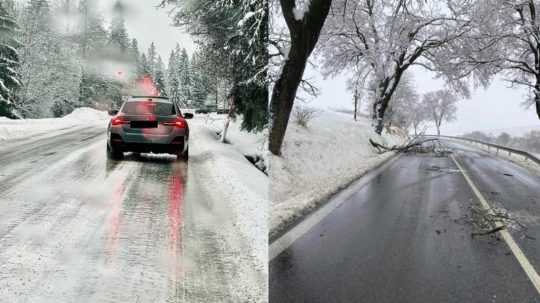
top-left (424, 135), bottom-right (540, 166)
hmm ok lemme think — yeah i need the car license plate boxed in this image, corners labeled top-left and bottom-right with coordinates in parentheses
top-left (130, 121), bottom-right (158, 128)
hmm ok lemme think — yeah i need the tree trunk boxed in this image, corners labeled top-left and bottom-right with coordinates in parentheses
top-left (269, 0), bottom-right (332, 156)
top-left (269, 51), bottom-right (308, 155)
top-left (374, 93), bottom-right (392, 135)
top-left (354, 87), bottom-right (358, 121)
top-left (535, 81), bottom-right (540, 119)
top-left (221, 92), bottom-right (236, 143)
top-left (216, 78), bottom-right (219, 110)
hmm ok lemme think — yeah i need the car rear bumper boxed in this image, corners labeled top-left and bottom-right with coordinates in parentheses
top-left (108, 133), bottom-right (186, 154)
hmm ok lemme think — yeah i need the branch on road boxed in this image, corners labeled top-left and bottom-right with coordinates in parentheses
top-left (471, 225), bottom-right (505, 238)
top-left (369, 138), bottom-right (439, 154)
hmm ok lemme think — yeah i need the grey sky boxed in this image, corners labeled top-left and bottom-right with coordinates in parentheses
top-left (304, 65), bottom-right (540, 136)
top-left (97, 0), bottom-right (195, 60)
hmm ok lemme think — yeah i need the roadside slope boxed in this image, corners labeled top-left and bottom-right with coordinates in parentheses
top-left (0, 108), bottom-right (108, 141)
top-left (270, 111), bottom-right (405, 238)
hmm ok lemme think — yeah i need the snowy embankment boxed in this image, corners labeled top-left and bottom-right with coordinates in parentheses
top-left (0, 108), bottom-right (109, 141)
top-left (270, 110), bottom-right (405, 239)
top-left (188, 115), bottom-right (269, 300)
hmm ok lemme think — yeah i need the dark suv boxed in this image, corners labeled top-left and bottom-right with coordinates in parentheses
top-left (107, 96), bottom-right (193, 160)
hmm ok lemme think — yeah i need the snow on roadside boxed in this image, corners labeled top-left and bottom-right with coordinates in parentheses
top-left (454, 139), bottom-right (540, 176)
top-left (187, 115), bottom-right (269, 301)
top-left (270, 110), bottom-right (405, 239)
top-left (0, 108), bottom-right (109, 141)
top-left (196, 114), bottom-right (268, 171)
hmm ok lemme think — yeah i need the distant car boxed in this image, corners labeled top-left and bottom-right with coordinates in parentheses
top-left (195, 108), bottom-right (209, 114)
top-left (107, 96), bottom-right (193, 160)
top-left (180, 108), bottom-right (196, 116)
top-left (216, 108), bottom-right (229, 115)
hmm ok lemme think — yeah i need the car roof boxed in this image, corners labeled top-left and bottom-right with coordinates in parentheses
top-left (127, 96), bottom-right (172, 103)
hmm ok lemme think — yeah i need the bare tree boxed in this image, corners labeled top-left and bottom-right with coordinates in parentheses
top-left (317, 0), bottom-right (488, 135)
top-left (469, 0), bottom-right (540, 120)
top-left (423, 89), bottom-right (458, 136)
top-left (382, 72), bottom-right (418, 132)
top-left (269, 0), bottom-right (332, 156)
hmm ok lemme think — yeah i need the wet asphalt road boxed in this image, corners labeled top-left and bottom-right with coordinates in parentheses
top-left (270, 140), bottom-right (540, 303)
top-left (0, 126), bottom-right (263, 302)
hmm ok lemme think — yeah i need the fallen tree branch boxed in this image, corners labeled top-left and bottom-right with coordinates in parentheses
top-left (471, 225), bottom-right (505, 238)
top-left (369, 138), bottom-right (439, 153)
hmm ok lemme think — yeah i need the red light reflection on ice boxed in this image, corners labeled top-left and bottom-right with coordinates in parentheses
top-left (168, 165), bottom-right (185, 278)
top-left (105, 180), bottom-right (126, 262)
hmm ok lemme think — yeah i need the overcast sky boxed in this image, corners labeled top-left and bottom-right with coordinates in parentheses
top-left (304, 65), bottom-right (540, 136)
top-left (105, 1), bottom-right (540, 136)
top-left (24, 1), bottom-right (540, 135)
top-left (97, 0), bottom-right (195, 60)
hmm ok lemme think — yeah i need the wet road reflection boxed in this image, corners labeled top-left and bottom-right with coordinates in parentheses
top-left (0, 130), bottom-right (190, 302)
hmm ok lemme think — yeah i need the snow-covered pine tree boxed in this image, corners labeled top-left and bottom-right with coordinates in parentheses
top-left (128, 38), bottom-right (140, 77)
top-left (0, 0), bottom-right (22, 117)
top-left (17, 0), bottom-right (56, 117)
top-left (177, 48), bottom-right (191, 104)
top-left (78, 0), bottom-right (115, 108)
top-left (190, 50), bottom-right (211, 108)
top-left (46, 0), bottom-right (82, 117)
top-left (166, 48), bottom-right (180, 104)
top-left (146, 42), bottom-right (158, 80)
top-left (139, 53), bottom-right (151, 77)
top-left (160, 0), bottom-right (268, 138)
top-left (154, 56), bottom-right (167, 96)
top-left (109, 0), bottom-right (129, 55)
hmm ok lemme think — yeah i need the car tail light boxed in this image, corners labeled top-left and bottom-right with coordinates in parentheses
top-left (163, 118), bottom-right (187, 128)
top-left (111, 116), bottom-right (129, 126)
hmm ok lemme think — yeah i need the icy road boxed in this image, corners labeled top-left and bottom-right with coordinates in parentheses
top-left (271, 140), bottom-right (540, 303)
top-left (0, 124), bottom-right (266, 303)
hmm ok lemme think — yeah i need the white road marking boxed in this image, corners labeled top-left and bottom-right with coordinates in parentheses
top-left (451, 154), bottom-right (540, 295)
top-left (269, 154), bottom-right (401, 261)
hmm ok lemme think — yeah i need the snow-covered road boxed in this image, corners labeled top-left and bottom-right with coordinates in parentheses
top-left (0, 122), bottom-right (266, 302)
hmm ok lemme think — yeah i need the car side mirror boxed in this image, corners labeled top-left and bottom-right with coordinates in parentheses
top-left (184, 113), bottom-right (194, 119)
top-left (108, 109), bottom-right (119, 116)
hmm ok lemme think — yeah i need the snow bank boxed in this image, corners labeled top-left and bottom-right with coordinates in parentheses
top-left (196, 114), bottom-right (268, 171)
top-left (270, 110), bottom-right (405, 239)
top-left (187, 115), bottom-right (269, 301)
top-left (0, 108), bottom-right (109, 141)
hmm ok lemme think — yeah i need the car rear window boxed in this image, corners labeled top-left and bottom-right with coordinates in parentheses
top-left (121, 101), bottom-right (176, 116)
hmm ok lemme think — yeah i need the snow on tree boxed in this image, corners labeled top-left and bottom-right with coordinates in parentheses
top-left (268, 0), bottom-right (332, 155)
top-left (382, 73), bottom-right (421, 134)
top-left (78, 0), bottom-right (108, 58)
top-left (12, 0), bottom-right (139, 116)
top-left (317, 0), bottom-right (488, 135)
top-left (166, 47), bottom-right (181, 104)
top-left (108, 0), bottom-right (129, 55)
top-left (422, 89), bottom-right (458, 136)
top-left (154, 56), bottom-right (167, 97)
top-left (128, 38), bottom-right (140, 73)
top-left (0, 0), bottom-right (22, 117)
top-left (189, 49), bottom-right (212, 108)
top-left (466, 0), bottom-right (540, 121)
top-left (139, 53), bottom-right (151, 77)
top-left (177, 48), bottom-right (191, 104)
top-left (146, 42), bottom-right (158, 79)
top-left (17, 0), bottom-right (57, 117)
top-left (77, 0), bottom-right (125, 109)
top-left (160, 0), bottom-right (269, 142)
